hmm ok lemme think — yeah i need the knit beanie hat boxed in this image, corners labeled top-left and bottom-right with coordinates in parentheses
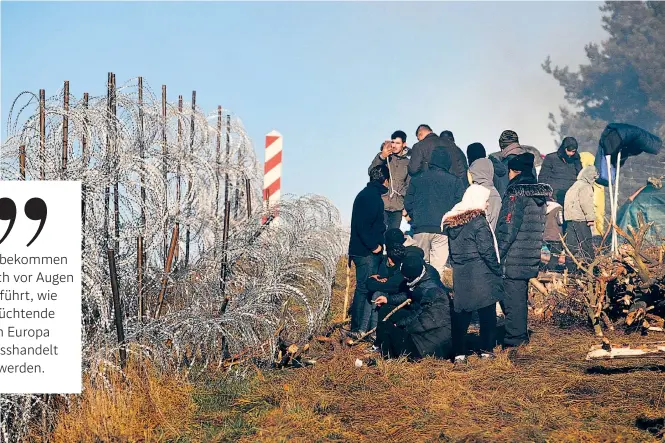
top-left (467, 142), bottom-right (486, 166)
top-left (400, 255), bottom-right (426, 281)
top-left (499, 130), bottom-right (519, 149)
top-left (508, 152), bottom-right (535, 172)
top-left (385, 228), bottom-right (405, 248)
top-left (404, 245), bottom-right (425, 259)
top-left (560, 136), bottom-right (578, 151)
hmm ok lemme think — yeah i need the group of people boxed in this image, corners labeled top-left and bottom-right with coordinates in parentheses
top-left (348, 125), bottom-right (599, 362)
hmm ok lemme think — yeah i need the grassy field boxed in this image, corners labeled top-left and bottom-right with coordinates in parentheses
top-left (51, 260), bottom-right (665, 442)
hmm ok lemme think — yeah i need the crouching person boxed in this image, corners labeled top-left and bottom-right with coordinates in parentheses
top-left (375, 255), bottom-right (453, 360)
top-left (442, 184), bottom-right (504, 362)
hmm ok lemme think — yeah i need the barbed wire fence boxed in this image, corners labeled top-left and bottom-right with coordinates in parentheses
top-left (0, 75), bottom-right (345, 441)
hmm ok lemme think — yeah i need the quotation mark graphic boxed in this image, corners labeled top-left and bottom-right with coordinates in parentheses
top-left (0, 197), bottom-right (48, 247)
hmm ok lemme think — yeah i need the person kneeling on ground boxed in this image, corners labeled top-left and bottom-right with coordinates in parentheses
top-left (442, 184), bottom-right (504, 362)
top-left (375, 255), bottom-right (453, 360)
top-left (370, 244), bottom-right (443, 327)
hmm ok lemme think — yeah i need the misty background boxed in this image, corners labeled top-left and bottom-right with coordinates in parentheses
top-left (2, 1), bottom-right (661, 223)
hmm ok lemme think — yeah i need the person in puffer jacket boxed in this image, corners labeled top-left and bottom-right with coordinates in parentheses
top-left (563, 165), bottom-right (598, 272)
top-left (496, 153), bottom-right (552, 347)
top-left (538, 136), bottom-right (583, 206)
top-left (375, 255), bottom-right (453, 360)
top-left (442, 185), bottom-right (504, 361)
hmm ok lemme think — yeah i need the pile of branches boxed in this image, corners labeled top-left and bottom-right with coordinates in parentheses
top-left (534, 212), bottom-right (665, 336)
top-left (0, 78), bottom-right (346, 441)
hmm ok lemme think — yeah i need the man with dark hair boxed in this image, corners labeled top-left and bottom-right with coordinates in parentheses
top-left (496, 153), bottom-right (551, 348)
top-left (369, 130), bottom-right (411, 230)
top-left (538, 136), bottom-right (583, 206)
top-left (489, 129), bottom-right (529, 198)
top-left (439, 130), bottom-right (469, 179)
top-left (348, 164), bottom-right (390, 336)
top-left (408, 124), bottom-right (439, 176)
top-left (404, 148), bottom-right (465, 277)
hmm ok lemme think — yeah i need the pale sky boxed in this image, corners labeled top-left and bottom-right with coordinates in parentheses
top-left (1, 2), bottom-right (609, 223)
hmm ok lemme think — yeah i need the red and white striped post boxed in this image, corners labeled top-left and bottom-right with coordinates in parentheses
top-left (263, 130), bottom-right (282, 224)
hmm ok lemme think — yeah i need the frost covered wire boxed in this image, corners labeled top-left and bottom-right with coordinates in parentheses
top-left (0, 78), bottom-right (345, 442)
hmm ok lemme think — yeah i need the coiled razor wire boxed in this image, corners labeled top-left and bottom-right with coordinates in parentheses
top-left (0, 77), bottom-right (346, 441)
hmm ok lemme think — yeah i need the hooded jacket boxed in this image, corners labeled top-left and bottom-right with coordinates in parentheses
top-left (367, 263), bottom-right (441, 309)
top-left (468, 158), bottom-right (502, 229)
top-left (564, 166), bottom-right (597, 222)
top-left (394, 271), bottom-right (452, 358)
top-left (543, 201), bottom-right (564, 242)
top-left (443, 209), bottom-right (504, 313)
top-left (348, 181), bottom-right (388, 257)
top-left (404, 148), bottom-right (466, 234)
top-left (489, 143), bottom-right (528, 197)
top-left (369, 148), bottom-right (411, 212)
top-left (496, 175), bottom-right (552, 280)
top-left (538, 142), bottom-right (583, 205)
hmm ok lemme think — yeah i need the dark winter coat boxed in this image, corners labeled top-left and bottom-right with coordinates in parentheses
top-left (489, 143), bottom-right (527, 198)
top-left (348, 181), bottom-right (388, 257)
top-left (408, 133), bottom-right (468, 179)
top-left (443, 209), bottom-right (504, 312)
top-left (496, 175), bottom-right (552, 280)
top-left (369, 148), bottom-right (411, 212)
top-left (404, 148), bottom-right (466, 234)
top-left (369, 264), bottom-right (442, 308)
top-left (438, 135), bottom-right (469, 179)
top-left (395, 273), bottom-right (452, 358)
top-left (488, 156), bottom-right (509, 198)
top-left (538, 144), bottom-right (582, 205)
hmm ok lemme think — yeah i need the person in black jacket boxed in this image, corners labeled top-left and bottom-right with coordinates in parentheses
top-left (375, 255), bottom-right (453, 360)
top-left (404, 148), bottom-right (466, 276)
top-left (496, 153), bottom-right (552, 347)
top-left (538, 136), bottom-right (583, 206)
top-left (348, 164), bottom-right (390, 335)
top-left (489, 130), bottom-right (531, 198)
top-left (439, 130), bottom-right (469, 180)
top-left (442, 185), bottom-right (504, 361)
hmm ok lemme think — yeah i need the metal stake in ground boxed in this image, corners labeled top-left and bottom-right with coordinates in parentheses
top-left (39, 89), bottom-right (45, 180)
top-left (107, 248), bottom-right (127, 369)
top-left (19, 145), bottom-right (26, 180)
top-left (138, 77), bottom-right (146, 321)
top-left (62, 81), bottom-right (69, 173)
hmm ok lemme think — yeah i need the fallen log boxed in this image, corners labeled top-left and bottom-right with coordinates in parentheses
top-left (586, 340), bottom-right (665, 360)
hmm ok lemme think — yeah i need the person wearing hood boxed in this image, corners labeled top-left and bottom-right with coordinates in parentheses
top-left (496, 153), bottom-right (552, 347)
top-left (468, 142), bottom-right (508, 199)
top-left (371, 244), bottom-right (444, 326)
top-left (439, 130), bottom-right (469, 179)
top-left (404, 147), bottom-right (466, 276)
top-left (542, 199), bottom-right (565, 272)
top-left (488, 130), bottom-right (530, 198)
top-left (375, 255), bottom-right (453, 360)
top-left (442, 185), bottom-right (504, 361)
top-left (468, 156), bottom-right (502, 229)
top-left (348, 164), bottom-right (390, 337)
top-left (563, 165), bottom-right (599, 272)
top-left (538, 136), bottom-right (583, 206)
top-left (369, 131), bottom-right (411, 230)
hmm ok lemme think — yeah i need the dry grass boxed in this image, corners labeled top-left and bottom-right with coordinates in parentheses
top-left (193, 258), bottom-right (665, 442)
top-left (46, 258), bottom-right (665, 442)
top-left (49, 355), bottom-right (196, 442)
